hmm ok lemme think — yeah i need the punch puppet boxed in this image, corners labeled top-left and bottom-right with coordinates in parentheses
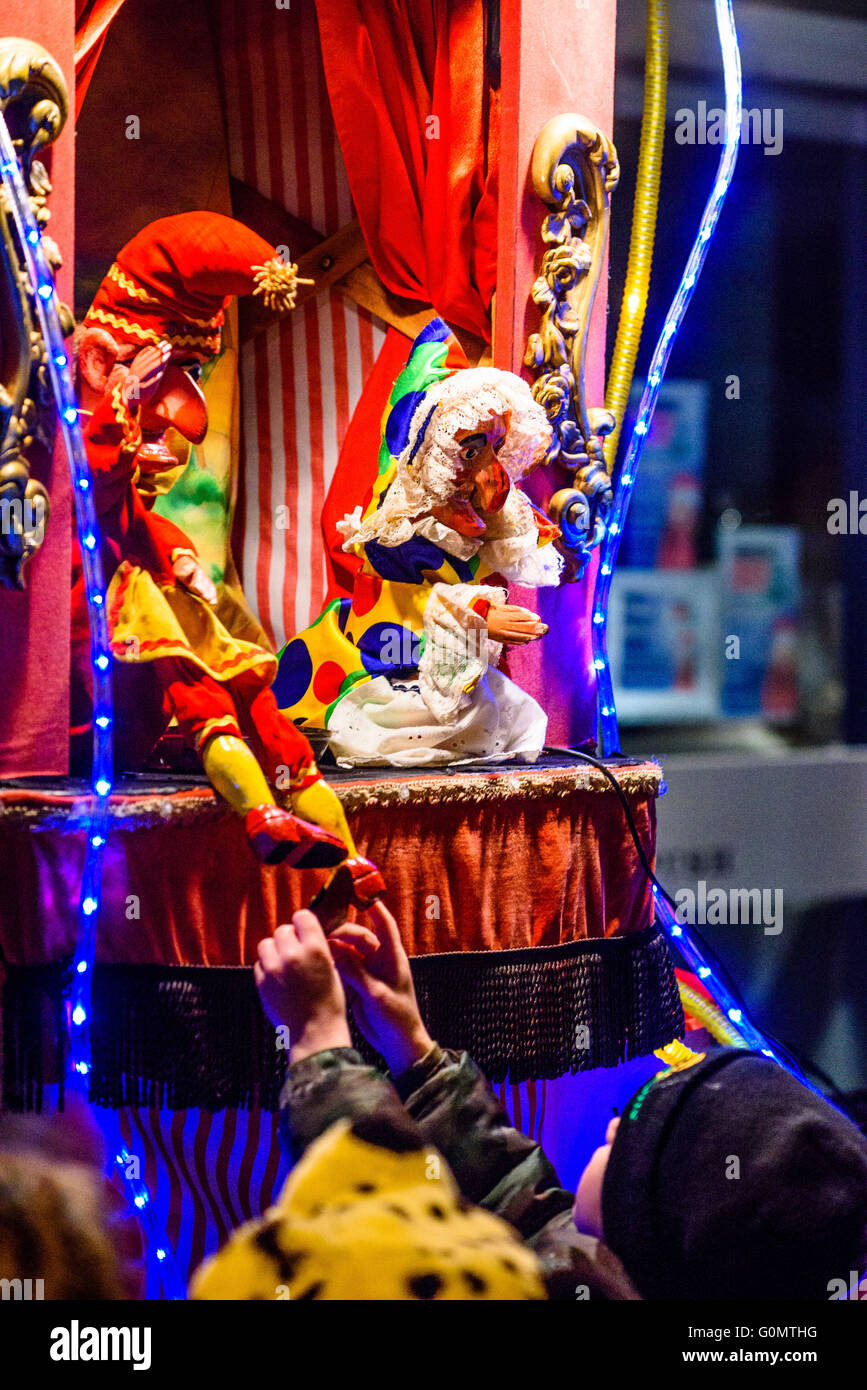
top-left (70, 213), bottom-right (383, 910)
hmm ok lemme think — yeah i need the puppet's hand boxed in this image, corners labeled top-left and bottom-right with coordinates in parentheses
top-left (486, 603), bottom-right (547, 645)
top-left (172, 551), bottom-right (218, 606)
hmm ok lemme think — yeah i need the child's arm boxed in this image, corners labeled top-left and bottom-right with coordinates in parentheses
top-left (254, 911), bottom-right (425, 1164)
top-left (277, 1049), bottom-right (423, 1166)
top-left (393, 1044), bottom-right (575, 1240)
top-left (329, 903), bottom-right (575, 1239)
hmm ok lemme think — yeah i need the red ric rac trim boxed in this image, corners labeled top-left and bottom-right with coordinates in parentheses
top-left (110, 378), bottom-right (142, 451)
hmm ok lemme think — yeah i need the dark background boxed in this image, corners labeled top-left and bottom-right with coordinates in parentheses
top-left (607, 0), bottom-right (866, 1097)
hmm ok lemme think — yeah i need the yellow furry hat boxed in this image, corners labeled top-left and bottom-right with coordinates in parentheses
top-left (190, 1117), bottom-right (544, 1302)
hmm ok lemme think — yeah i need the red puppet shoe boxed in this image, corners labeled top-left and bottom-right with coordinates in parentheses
top-left (309, 857), bottom-right (387, 931)
top-left (244, 804), bottom-right (349, 869)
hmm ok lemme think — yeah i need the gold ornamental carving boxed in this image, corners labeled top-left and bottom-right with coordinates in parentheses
top-left (0, 37), bottom-right (71, 588)
top-left (524, 114), bottom-right (620, 570)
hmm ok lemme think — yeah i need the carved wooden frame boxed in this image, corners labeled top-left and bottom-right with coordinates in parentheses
top-left (524, 113), bottom-right (620, 570)
top-left (0, 37), bottom-right (71, 589)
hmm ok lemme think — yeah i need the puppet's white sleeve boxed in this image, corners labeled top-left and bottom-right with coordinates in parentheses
top-left (418, 582), bottom-right (506, 724)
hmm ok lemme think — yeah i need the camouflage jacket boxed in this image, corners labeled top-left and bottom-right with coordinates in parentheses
top-left (279, 1043), bottom-right (640, 1300)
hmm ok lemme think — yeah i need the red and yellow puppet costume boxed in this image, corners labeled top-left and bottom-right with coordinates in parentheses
top-left (70, 213), bottom-right (382, 902)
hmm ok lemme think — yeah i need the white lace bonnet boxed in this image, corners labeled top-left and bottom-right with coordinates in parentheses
top-left (337, 367), bottom-right (556, 583)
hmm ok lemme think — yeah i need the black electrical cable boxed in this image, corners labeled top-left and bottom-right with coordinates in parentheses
top-left (544, 744), bottom-right (757, 1012)
top-left (544, 745), bottom-right (678, 911)
top-left (545, 745), bottom-right (756, 992)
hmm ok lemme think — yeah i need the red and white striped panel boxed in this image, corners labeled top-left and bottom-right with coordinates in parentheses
top-left (218, 0), bottom-right (386, 649)
top-left (114, 1105), bottom-right (289, 1298)
top-left (111, 1087), bottom-right (557, 1295)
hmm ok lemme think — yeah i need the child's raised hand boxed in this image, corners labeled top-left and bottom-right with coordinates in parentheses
top-left (254, 910), bottom-right (371, 1063)
top-left (328, 902), bottom-right (433, 1075)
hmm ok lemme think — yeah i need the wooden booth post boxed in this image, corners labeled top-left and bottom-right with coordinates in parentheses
top-left (0, 3), bottom-right (75, 776)
top-left (495, 0), bottom-right (618, 749)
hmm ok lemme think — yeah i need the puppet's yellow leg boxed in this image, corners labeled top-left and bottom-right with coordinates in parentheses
top-left (292, 779), bottom-right (357, 856)
top-left (203, 734), bottom-right (359, 872)
top-left (203, 734), bottom-right (356, 850)
top-left (202, 734), bottom-right (274, 814)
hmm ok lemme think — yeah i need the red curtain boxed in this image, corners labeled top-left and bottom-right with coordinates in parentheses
top-left (314, 0), bottom-right (499, 342)
top-left (315, 0), bottom-right (500, 596)
top-left (74, 0), bottom-right (129, 115)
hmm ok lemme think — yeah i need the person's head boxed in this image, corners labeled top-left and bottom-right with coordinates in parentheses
top-left (573, 1113), bottom-right (620, 1239)
top-left (191, 1114), bottom-right (545, 1301)
top-left (574, 1050), bottom-right (867, 1301)
top-left (0, 1104), bottom-right (133, 1299)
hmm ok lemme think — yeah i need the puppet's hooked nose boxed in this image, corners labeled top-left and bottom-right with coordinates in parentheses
top-left (140, 364), bottom-right (209, 444)
top-left (472, 458), bottom-right (510, 513)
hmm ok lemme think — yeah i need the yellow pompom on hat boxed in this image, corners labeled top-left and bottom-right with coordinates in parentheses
top-left (190, 1116), bottom-right (545, 1302)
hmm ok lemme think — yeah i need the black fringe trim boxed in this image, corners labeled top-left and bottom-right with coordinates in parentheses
top-left (2, 927), bottom-right (683, 1110)
top-left (409, 928), bottom-right (683, 1084)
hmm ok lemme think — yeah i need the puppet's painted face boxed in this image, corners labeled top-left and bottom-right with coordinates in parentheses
top-left (430, 412), bottom-right (511, 538)
top-left (122, 348), bottom-right (208, 471)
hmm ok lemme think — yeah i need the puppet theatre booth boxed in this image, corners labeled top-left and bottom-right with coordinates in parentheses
top-left (0, 0), bottom-right (758, 1296)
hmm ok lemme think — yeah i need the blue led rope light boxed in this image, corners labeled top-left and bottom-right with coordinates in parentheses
top-left (592, 0), bottom-right (742, 755)
top-left (583, 5), bottom-right (806, 1081)
top-left (0, 113), bottom-right (183, 1298)
top-left (0, 113), bottom-right (112, 1077)
top-left (98, 1107), bottom-right (182, 1296)
top-left (654, 889), bottom-right (790, 1068)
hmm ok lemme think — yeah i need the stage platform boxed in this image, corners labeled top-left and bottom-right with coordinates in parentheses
top-left (0, 754), bottom-right (682, 1108)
